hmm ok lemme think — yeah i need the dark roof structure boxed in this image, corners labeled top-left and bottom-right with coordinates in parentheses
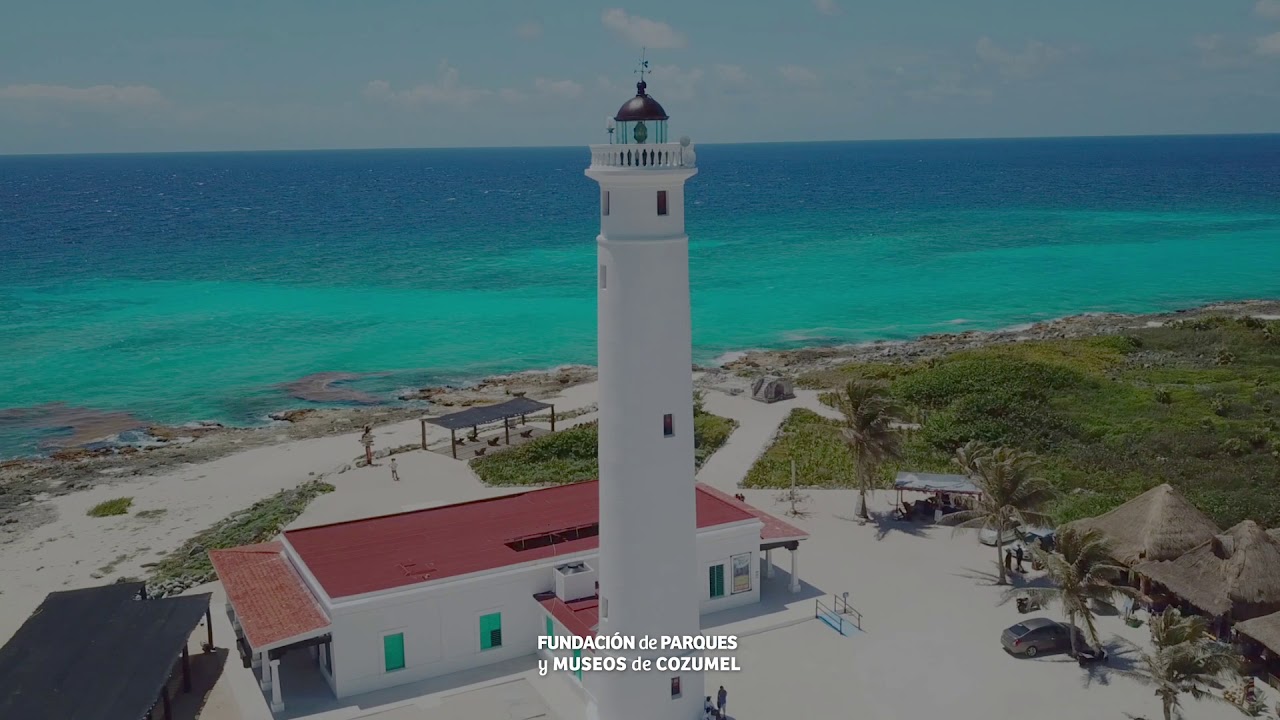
top-left (425, 396), bottom-right (553, 430)
top-left (0, 583), bottom-right (211, 720)
top-left (614, 80), bottom-right (669, 121)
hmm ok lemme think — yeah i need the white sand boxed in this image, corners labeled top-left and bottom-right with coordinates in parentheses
top-left (0, 382), bottom-right (1263, 720)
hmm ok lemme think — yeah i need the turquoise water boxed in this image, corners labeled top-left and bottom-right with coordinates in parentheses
top-left (2, 137), bottom-right (1279, 456)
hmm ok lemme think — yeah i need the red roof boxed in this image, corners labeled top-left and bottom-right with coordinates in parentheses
top-left (536, 592), bottom-right (600, 640)
top-left (284, 480), bottom-right (780, 600)
top-left (209, 542), bottom-right (330, 650)
top-left (697, 484), bottom-right (810, 542)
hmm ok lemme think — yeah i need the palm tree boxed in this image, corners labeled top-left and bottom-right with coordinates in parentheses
top-left (828, 380), bottom-right (901, 520)
top-left (942, 441), bottom-right (1055, 585)
top-left (1020, 526), bottom-right (1134, 657)
top-left (1127, 608), bottom-right (1240, 720)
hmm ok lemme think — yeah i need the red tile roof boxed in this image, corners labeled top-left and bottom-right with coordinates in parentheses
top-left (536, 592), bottom-right (600, 640)
top-left (284, 480), bottom-right (788, 600)
top-left (208, 542), bottom-right (330, 651)
top-left (697, 485), bottom-right (810, 542)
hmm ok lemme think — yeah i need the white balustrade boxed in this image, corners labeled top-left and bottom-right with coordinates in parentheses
top-left (589, 143), bottom-right (695, 170)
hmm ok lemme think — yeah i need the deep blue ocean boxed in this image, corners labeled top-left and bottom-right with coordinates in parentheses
top-left (2, 135), bottom-right (1279, 457)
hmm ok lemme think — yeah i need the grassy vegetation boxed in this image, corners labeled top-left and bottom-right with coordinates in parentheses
top-left (472, 394), bottom-right (738, 486)
top-left (87, 497), bottom-right (133, 517)
top-left (145, 479), bottom-right (335, 597)
top-left (751, 317), bottom-right (1280, 528)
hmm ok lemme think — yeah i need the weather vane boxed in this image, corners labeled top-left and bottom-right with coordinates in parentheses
top-left (634, 48), bottom-right (650, 80)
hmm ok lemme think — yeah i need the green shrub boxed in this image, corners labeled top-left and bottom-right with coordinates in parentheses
top-left (146, 480), bottom-right (334, 597)
top-left (473, 408), bottom-right (738, 487)
top-left (1211, 394), bottom-right (1230, 416)
top-left (1219, 437), bottom-right (1247, 456)
top-left (1154, 388), bottom-right (1173, 404)
top-left (87, 497), bottom-right (132, 517)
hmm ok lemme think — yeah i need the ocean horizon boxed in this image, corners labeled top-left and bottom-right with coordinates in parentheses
top-left (3, 134), bottom-right (1280, 457)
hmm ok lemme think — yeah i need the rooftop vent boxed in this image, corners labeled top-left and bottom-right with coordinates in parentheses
top-left (504, 523), bottom-right (599, 552)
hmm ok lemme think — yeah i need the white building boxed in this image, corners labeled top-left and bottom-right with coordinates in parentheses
top-left (586, 77), bottom-right (704, 720)
top-left (211, 480), bottom-right (806, 712)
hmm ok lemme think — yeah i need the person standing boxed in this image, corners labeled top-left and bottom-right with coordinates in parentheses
top-left (360, 425), bottom-right (374, 466)
top-left (390, 457), bottom-right (400, 482)
top-left (1014, 544), bottom-right (1025, 573)
top-left (717, 686), bottom-right (727, 717)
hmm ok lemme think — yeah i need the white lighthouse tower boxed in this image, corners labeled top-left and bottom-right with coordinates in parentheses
top-left (585, 74), bottom-right (703, 720)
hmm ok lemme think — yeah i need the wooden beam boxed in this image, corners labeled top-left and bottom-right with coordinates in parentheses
top-left (182, 645), bottom-right (192, 693)
top-left (550, 406), bottom-right (556, 432)
top-left (450, 429), bottom-right (457, 459)
top-left (504, 417), bottom-right (510, 445)
top-left (205, 608), bottom-right (214, 652)
top-left (420, 419), bottom-right (427, 450)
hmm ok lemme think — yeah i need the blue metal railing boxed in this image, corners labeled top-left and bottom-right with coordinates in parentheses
top-left (815, 593), bottom-right (862, 635)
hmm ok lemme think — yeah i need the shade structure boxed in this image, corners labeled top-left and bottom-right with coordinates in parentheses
top-left (1062, 483), bottom-right (1219, 566)
top-left (0, 583), bottom-right (211, 720)
top-left (1235, 610), bottom-right (1280, 654)
top-left (1133, 520), bottom-right (1280, 621)
top-left (893, 471), bottom-right (981, 496)
top-left (425, 397), bottom-right (553, 431)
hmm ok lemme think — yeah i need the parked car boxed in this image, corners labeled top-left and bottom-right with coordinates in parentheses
top-left (979, 525), bottom-right (1056, 551)
top-left (1001, 618), bottom-right (1084, 657)
top-left (978, 526), bottom-right (1020, 546)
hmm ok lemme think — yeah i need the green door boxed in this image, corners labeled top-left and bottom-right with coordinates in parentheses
top-left (545, 616), bottom-right (554, 638)
top-left (709, 564), bottom-right (725, 598)
top-left (480, 612), bottom-right (503, 650)
top-left (573, 648), bottom-right (582, 679)
top-left (383, 632), bottom-right (405, 672)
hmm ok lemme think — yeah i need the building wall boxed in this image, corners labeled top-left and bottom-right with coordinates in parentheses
top-left (321, 520), bottom-right (760, 699)
top-left (697, 523), bottom-right (761, 614)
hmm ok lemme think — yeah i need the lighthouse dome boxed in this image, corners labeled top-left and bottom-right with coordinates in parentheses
top-left (614, 80), bottom-right (669, 121)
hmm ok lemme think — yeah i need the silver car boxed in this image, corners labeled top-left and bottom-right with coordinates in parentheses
top-left (1000, 617), bottom-right (1083, 657)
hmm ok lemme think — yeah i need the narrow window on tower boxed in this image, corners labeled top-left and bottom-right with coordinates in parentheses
top-left (657, 190), bottom-right (669, 216)
top-left (599, 264), bottom-right (606, 290)
top-left (602, 190), bottom-right (610, 216)
top-left (671, 676), bottom-right (682, 698)
top-left (663, 413), bottom-right (674, 437)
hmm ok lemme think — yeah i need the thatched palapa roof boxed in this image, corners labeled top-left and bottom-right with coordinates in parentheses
top-left (1134, 520), bottom-right (1280, 621)
top-left (1063, 484), bottom-right (1219, 566)
top-left (1236, 610), bottom-right (1280, 655)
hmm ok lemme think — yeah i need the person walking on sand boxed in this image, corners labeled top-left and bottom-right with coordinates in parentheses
top-left (390, 457), bottom-right (400, 482)
top-left (360, 425), bottom-right (374, 466)
top-left (717, 686), bottom-right (727, 717)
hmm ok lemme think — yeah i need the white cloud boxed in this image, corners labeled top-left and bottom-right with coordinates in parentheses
top-left (1257, 0), bottom-right (1280, 19)
top-left (778, 64), bottom-right (820, 88)
top-left (647, 64), bottom-right (703, 101)
top-left (975, 37), bottom-right (1064, 78)
top-left (0, 83), bottom-right (164, 107)
top-left (813, 0), bottom-right (841, 16)
top-left (713, 64), bottom-right (749, 87)
top-left (534, 78), bottom-right (584, 99)
top-left (1258, 31), bottom-right (1280, 55)
top-left (516, 21), bottom-right (542, 39)
top-left (363, 62), bottom-right (491, 108)
top-left (498, 88), bottom-right (527, 103)
top-left (1193, 34), bottom-right (1223, 52)
top-left (601, 9), bottom-right (686, 49)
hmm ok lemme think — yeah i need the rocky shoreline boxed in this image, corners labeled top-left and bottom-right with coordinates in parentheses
top-left (3, 299), bottom-right (1278, 536)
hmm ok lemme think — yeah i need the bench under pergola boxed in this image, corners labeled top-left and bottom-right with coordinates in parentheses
top-left (422, 396), bottom-right (556, 458)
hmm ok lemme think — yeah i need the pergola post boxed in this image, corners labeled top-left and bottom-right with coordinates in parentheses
top-left (269, 658), bottom-right (284, 712)
top-left (550, 405), bottom-right (556, 432)
top-left (420, 419), bottom-right (427, 450)
top-left (205, 608), bottom-right (213, 652)
top-left (182, 645), bottom-right (192, 693)
top-left (450, 429), bottom-right (457, 459)
top-left (789, 542), bottom-right (801, 593)
top-left (504, 417), bottom-right (510, 445)
top-left (765, 548), bottom-right (775, 578)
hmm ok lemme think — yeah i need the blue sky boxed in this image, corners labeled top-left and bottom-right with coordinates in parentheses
top-left (2, 0), bottom-right (1278, 153)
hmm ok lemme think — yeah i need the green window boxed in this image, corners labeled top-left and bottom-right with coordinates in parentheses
top-left (382, 632), bottom-right (405, 672)
top-left (480, 612), bottom-right (503, 650)
top-left (709, 564), bottom-right (725, 598)
top-left (573, 648), bottom-right (582, 679)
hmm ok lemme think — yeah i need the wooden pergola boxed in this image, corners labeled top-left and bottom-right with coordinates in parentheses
top-left (422, 396), bottom-right (557, 458)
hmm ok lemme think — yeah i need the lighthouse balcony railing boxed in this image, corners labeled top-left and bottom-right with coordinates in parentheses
top-left (589, 143), bottom-right (695, 170)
